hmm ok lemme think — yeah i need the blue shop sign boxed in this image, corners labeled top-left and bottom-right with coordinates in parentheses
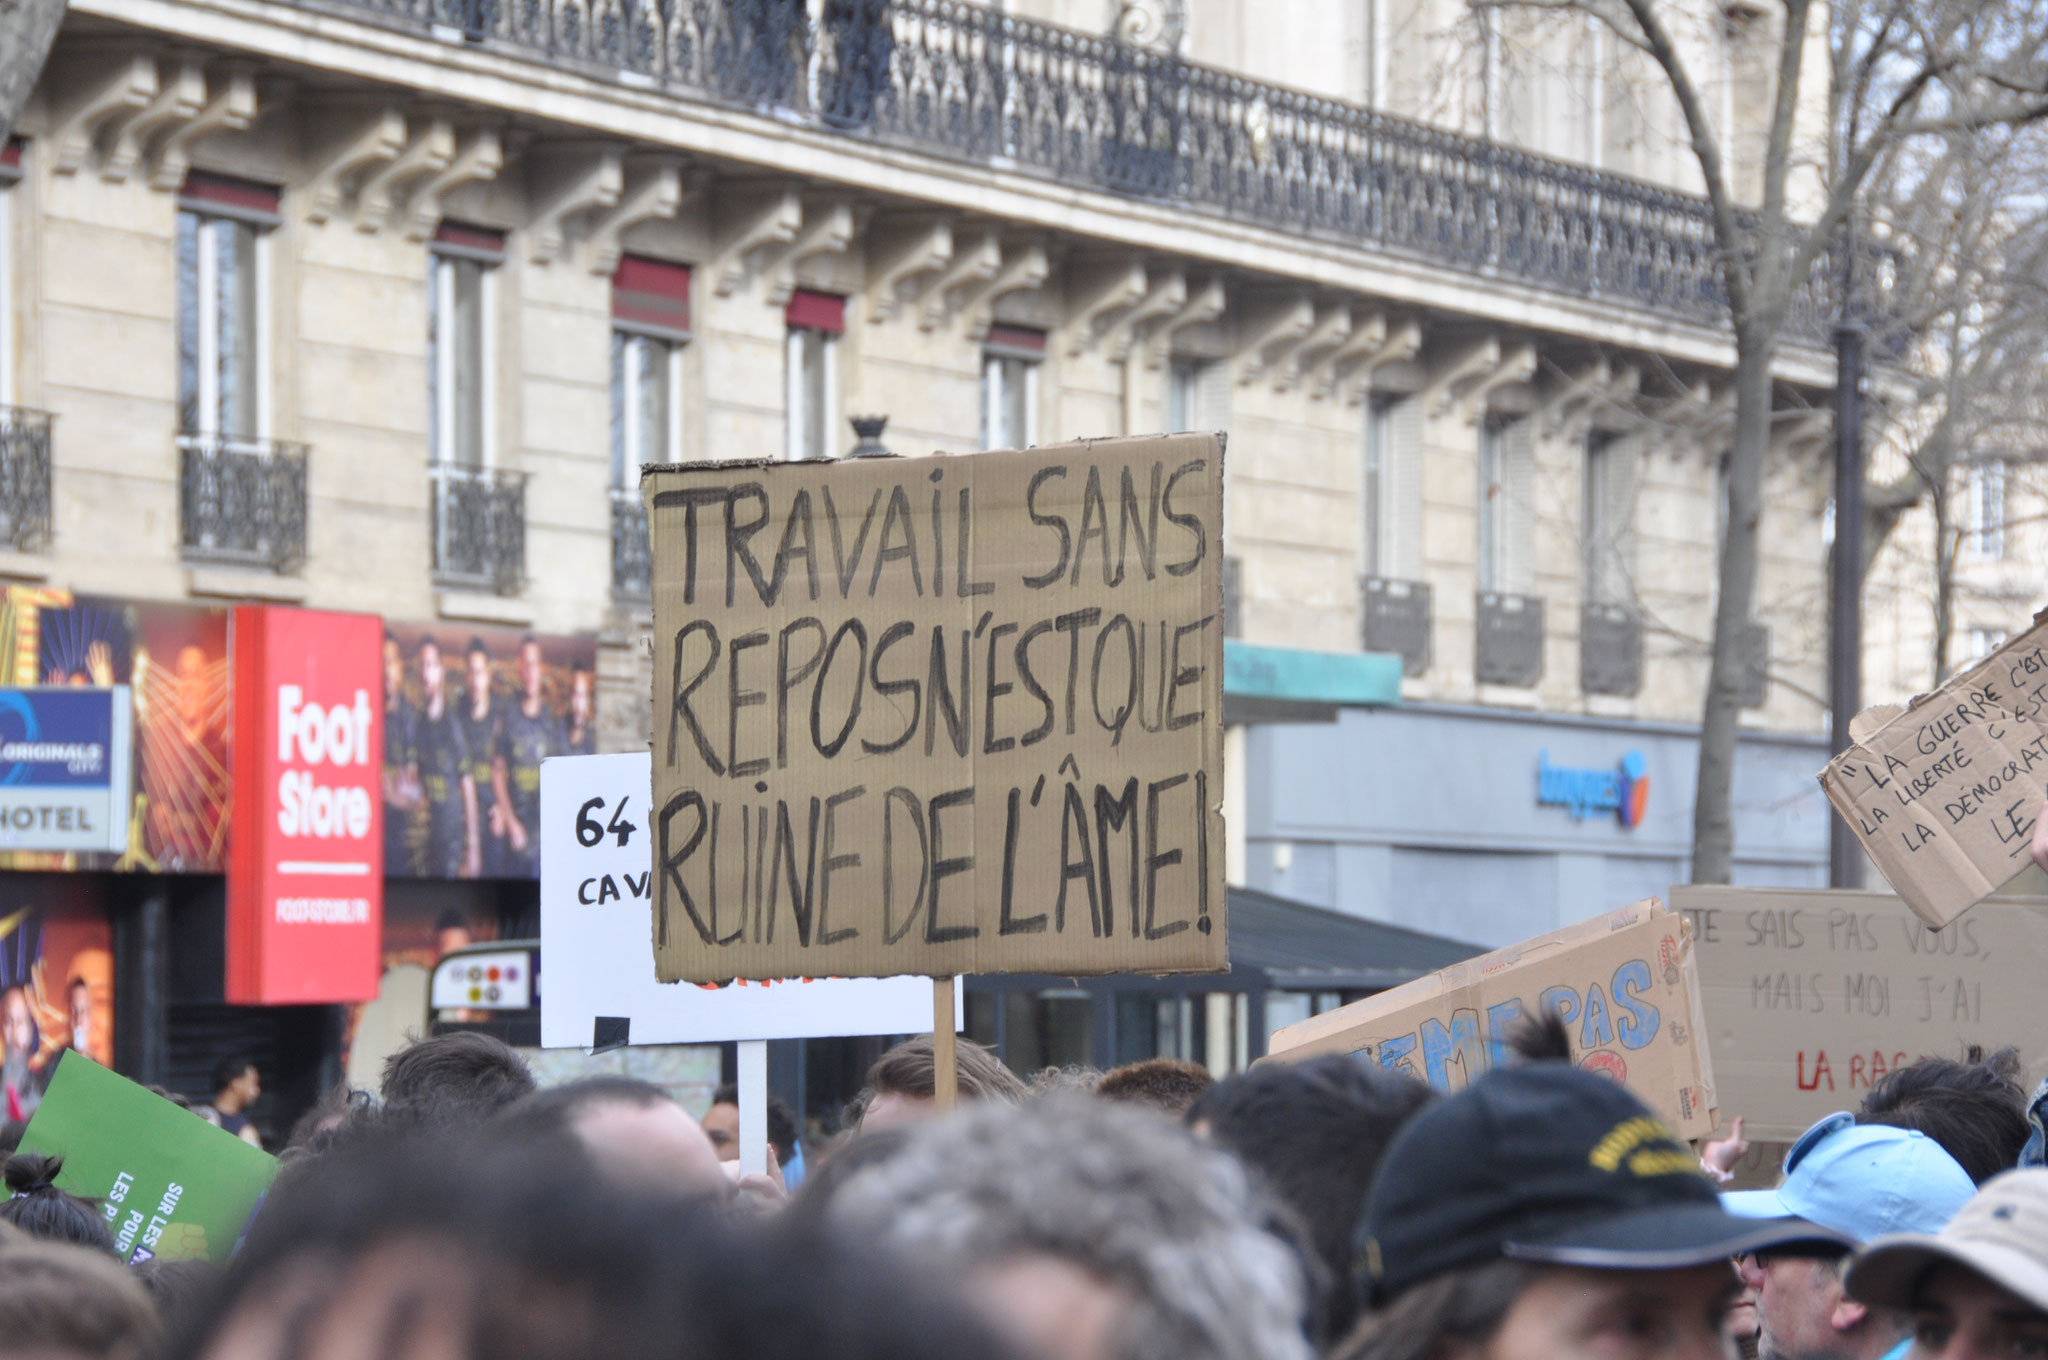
top-left (0, 687), bottom-right (133, 852)
top-left (1536, 748), bottom-right (1649, 828)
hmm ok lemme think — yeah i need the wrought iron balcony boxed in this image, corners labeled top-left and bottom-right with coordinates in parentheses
top-left (179, 434), bottom-right (309, 573)
top-left (432, 463), bottom-right (527, 594)
top-left (0, 407), bottom-right (51, 554)
top-left (611, 487), bottom-right (651, 601)
top-left (284, 0), bottom-right (1843, 340)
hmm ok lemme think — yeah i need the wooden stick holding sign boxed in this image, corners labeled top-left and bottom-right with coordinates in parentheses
top-left (933, 977), bottom-right (957, 1112)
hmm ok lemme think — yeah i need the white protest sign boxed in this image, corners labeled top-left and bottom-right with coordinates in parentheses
top-left (540, 752), bottom-right (949, 1048)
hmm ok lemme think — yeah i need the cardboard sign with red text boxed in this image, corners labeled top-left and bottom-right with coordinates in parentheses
top-left (227, 606), bottom-right (384, 1004)
top-left (1267, 900), bottom-right (1717, 1140)
top-left (1674, 885), bottom-right (2048, 1142)
top-left (1820, 610), bottom-right (2048, 928)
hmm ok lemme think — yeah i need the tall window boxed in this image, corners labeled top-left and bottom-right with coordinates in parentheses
top-left (786, 290), bottom-right (843, 462)
top-left (1478, 416), bottom-right (1506, 592)
top-left (178, 174), bottom-right (279, 440)
top-left (1361, 396), bottom-right (1392, 577)
top-left (1168, 357), bottom-right (1226, 433)
top-left (981, 325), bottom-right (1043, 450)
top-left (0, 139), bottom-right (19, 405)
top-left (429, 223), bottom-right (503, 468)
top-left (1967, 627), bottom-right (2007, 664)
top-left (1582, 431), bottom-right (1633, 604)
top-left (1964, 459), bottom-right (2007, 559)
top-left (610, 256), bottom-right (691, 483)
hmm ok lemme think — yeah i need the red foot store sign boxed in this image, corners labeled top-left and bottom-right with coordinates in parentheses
top-left (228, 606), bottom-right (384, 1004)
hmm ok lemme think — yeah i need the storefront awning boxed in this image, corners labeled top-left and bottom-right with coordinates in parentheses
top-left (1222, 641), bottom-right (1401, 724)
top-left (1225, 885), bottom-right (1479, 992)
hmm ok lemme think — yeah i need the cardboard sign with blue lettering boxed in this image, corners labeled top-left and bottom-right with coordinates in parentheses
top-left (1266, 899), bottom-right (1717, 1139)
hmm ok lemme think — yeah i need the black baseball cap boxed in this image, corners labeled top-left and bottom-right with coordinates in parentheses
top-left (1356, 1065), bottom-right (1850, 1303)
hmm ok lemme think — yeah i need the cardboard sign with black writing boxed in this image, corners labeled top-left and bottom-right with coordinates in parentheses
top-left (644, 435), bottom-right (1227, 982)
top-left (1266, 899), bottom-right (1717, 1140)
top-left (1675, 884), bottom-right (2048, 1142)
top-left (1820, 610), bottom-right (2048, 928)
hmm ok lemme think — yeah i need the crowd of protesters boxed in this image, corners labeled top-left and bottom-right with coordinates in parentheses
top-left (4, 1010), bottom-right (2048, 1360)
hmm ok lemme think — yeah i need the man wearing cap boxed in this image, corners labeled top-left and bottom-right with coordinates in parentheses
top-left (1845, 1169), bottom-right (2048, 1360)
top-left (1341, 1065), bottom-right (1847, 1360)
top-left (1728, 1113), bottom-right (1978, 1360)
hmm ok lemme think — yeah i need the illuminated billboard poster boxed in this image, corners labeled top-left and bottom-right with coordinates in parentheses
top-left (0, 688), bottom-right (132, 853)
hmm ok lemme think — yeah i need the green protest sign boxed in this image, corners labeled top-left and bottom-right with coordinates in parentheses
top-left (14, 1051), bottom-right (277, 1264)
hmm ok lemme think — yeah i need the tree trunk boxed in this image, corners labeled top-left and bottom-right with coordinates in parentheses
top-left (1690, 328), bottom-right (1776, 884)
top-left (0, 0), bottom-right (66, 146)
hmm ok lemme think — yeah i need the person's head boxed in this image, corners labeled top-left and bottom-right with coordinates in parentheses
top-left (0, 1153), bottom-right (117, 1253)
top-left (1096, 1057), bottom-right (1212, 1117)
top-left (0, 1234), bottom-right (161, 1358)
top-left (68, 977), bottom-right (91, 1051)
top-left (518, 636), bottom-right (544, 699)
top-left (570, 663), bottom-right (592, 728)
top-left (169, 1129), bottom-right (1020, 1360)
top-left (1858, 1049), bottom-right (2029, 1186)
top-left (211, 1057), bottom-right (259, 1109)
top-left (703, 1083), bottom-right (800, 1169)
top-left (1846, 1169), bottom-right (2048, 1360)
top-left (1191, 1055), bottom-right (1435, 1341)
top-left (433, 908), bottom-right (473, 960)
top-left (383, 632), bottom-right (404, 696)
top-left (489, 1077), bottom-right (725, 1195)
top-left (3, 983), bottom-right (35, 1057)
top-left (133, 1257), bottom-right (221, 1344)
top-left (417, 635), bottom-right (444, 694)
top-left (465, 637), bottom-right (492, 702)
top-left (1343, 1066), bottom-right (1850, 1360)
top-left (853, 1035), bottom-right (1028, 1131)
top-left (1727, 1113), bottom-right (1978, 1360)
top-left (282, 1084), bottom-right (372, 1161)
top-left (379, 1031), bottom-right (536, 1129)
top-left (0, 1118), bottom-right (24, 1154)
top-left (827, 1093), bottom-right (1314, 1360)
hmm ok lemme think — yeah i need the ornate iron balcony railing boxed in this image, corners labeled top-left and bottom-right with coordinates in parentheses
top-left (282, 0), bottom-right (1842, 341)
top-left (432, 462), bottom-right (527, 594)
top-left (179, 434), bottom-right (309, 573)
top-left (611, 487), bottom-right (652, 601)
top-left (0, 407), bottom-right (51, 554)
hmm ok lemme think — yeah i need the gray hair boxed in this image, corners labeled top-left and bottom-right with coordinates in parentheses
top-left (825, 1095), bottom-right (1314, 1360)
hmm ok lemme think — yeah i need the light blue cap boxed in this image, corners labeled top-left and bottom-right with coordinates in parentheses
top-left (1724, 1112), bottom-right (1977, 1244)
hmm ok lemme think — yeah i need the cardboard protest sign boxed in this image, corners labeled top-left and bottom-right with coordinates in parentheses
top-left (1266, 899), bottom-right (1717, 1140)
top-left (16, 1051), bottom-right (276, 1263)
top-left (539, 751), bottom-right (952, 1046)
top-left (644, 436), bottom-right (1227, 983)
top-left (1820, 611), bottom-right (2048, 928)
top-left (1674, 885), bottom-right (2048, 1142)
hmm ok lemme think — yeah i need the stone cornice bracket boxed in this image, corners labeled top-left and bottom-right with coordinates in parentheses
top-left (103, 54), bottom-right (204, 184)
top-left (763, 196), bottom-right (857, 306)
top-left (1338, 316), bottom-right (1423, 405)
top-left (709, 183), bottom-right (802, 297)
top-left (526, 144), bottom-right (623, 264)
top-left (1275, 304), bottom-right (1353, 392)
top-left (1773, 407), bottom-right (1830, 461)
top-left (958, 239), bottom-right (1050, 341)
top-left (865, 214), bottom-right (952, 322)
top-left (1537, 358), bottom-right (1612, 438)
top-left (1424, 337), bottom-right (1535, 421)
top-left (1142, 276), bottom-right (1226, 370)
top-left (1105, 270), bottom-right (1186, 363)
top-left (355, 118), bottom-right (454, 233)
top-left (402, 127), bottom-right (504, 242)
top-left (51, 49), bottom-right (158, 176)
top-left (303, 104), bottom-right (405, 225)
top-left (917, 228), bottom-right (1000, 332)
top-left (147, 61), bottom-right (257, 192)
top-left (585, 155), bottom-right (688, 276)
top-left (1234, 294), bottom-right (1314, 386)
top-left (1644, 379), bottom-right (1732, 454)
top-left (1307, 309), bottom-right (1383, 399)
top-left (1064, 259), bottom-right (1149, 356)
